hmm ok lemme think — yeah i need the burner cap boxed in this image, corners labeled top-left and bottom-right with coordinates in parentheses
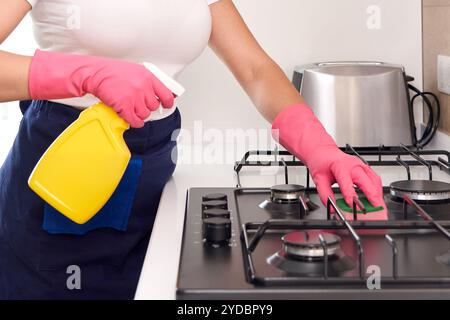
top-left (390, 180), bottom-right (450, 202)
top-left (270, 184), bottom-right (305, 203)
top-left (282, 231), bottom-right (341, 259)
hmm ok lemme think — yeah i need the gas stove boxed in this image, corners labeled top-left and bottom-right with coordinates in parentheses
top-left (176, 145), bottom-right (450, 299)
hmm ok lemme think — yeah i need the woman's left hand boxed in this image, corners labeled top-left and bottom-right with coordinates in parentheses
top-left (272, 103), bottom-right (386, 214)
top-left (306, 146), bottom-right (385, 208)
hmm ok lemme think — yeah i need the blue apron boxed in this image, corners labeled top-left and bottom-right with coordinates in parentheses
top-left (0, 100), bottom-right (180, 299)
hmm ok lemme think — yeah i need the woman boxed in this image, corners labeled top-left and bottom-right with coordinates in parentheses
top-left (0, 0), bottom-right (385, 299)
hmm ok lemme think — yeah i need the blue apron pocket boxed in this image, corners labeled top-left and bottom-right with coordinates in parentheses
top-left (42, 157), bottom-right (143, 235)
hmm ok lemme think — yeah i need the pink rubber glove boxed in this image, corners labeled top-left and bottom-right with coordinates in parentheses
top-left (272, 104), bottom-right (386, 218)
top-left (28, 49), bottom-right (174, 128)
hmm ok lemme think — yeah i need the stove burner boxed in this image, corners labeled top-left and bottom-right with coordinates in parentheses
top-left (282, 231), bottom-right (341, 259)
top-left (260, 184), bottom-right (308, 216)
top-left (270, 184), bottom-right (304, 204)
top-left (267, 250), bottom-right (356, 277)
top-left (390, 180), bottom-right (450, 202)
top-left (267, 232), bottom-right (354, 276)
top-left (259, 200), bottom-right (303, 215)
top-left (267, 231), bottom-right (355, 276)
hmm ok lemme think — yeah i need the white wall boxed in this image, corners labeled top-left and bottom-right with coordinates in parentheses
top-left (0, 15), bottom-right (36, 164)
top-left (0, 0), bottom-right (423, 164)
top-left (178, 0), bottom-right (423, 132)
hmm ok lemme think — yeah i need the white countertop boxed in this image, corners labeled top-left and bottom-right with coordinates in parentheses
top-left (134, 163), bottom-right (237, 300)
top-left (134, 146), bottom-right (450, 300)
top-left (134, 158), bottom-right (307, 300)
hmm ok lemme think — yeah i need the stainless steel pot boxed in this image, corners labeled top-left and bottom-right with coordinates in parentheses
top-left (292, 62), bottom-right (416, 147)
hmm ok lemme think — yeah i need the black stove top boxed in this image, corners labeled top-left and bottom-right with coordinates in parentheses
top-left (176, 146), bottom-right (450, 299)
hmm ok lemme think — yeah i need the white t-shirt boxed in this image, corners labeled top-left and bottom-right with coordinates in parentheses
top-left (26, 0), bottom-right (220, 120)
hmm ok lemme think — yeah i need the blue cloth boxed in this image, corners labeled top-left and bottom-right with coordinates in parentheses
top-left (0, 100), bottom-right (181, 299)
top-left (43, 157), bottom-right (143, 235)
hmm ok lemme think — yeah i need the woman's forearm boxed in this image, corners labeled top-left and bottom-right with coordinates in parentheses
top-left (208, 1), bottom-right (304, 123)
top-left (240, 58), bottom-right (304, 123)
top-left (0, 50), bottom-right (32, 102)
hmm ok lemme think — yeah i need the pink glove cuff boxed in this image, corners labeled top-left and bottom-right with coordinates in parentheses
top-left (272, 103), bottom-right (337, 165)
top-left (28, 49), bottom-right (90, 100)
top-left (27, 49), bottom-right (176, 128)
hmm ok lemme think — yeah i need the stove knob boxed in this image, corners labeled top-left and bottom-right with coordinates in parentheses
top-left (203, 208), bottom-right (231, 220)
top-left (202, 193), bottom-right (227, 202)
top-left (202, 217), bottom-right (232, 244)
top-left (202, 200), bottom-right (228, 212)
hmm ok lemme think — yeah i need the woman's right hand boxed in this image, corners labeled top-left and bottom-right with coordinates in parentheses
top-left (28, 49), bottom-right (174, 128)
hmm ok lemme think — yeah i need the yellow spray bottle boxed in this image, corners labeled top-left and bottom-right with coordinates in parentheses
top-left (28, 63), bottom-right (185, 224)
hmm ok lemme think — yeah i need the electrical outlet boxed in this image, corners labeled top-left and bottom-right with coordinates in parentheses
top-left (438, 55), bottom-right (450, 95)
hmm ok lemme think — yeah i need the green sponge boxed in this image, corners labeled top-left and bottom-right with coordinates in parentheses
top-left (336, 197), bottom-right (384, 214)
